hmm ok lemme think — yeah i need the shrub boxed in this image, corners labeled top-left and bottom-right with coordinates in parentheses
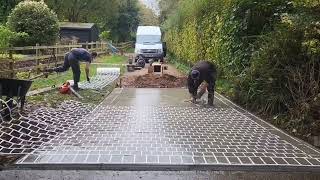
top-left (7, 0), bottom-right (59, 46)
top-left (0, 25), bottom-right (28, 50)
top-left (238, 15), bottom-right (320, 118)
top-left (99, 31), bottom-right (111, 41)
top-left (0, 25), bottom-right (16, 49)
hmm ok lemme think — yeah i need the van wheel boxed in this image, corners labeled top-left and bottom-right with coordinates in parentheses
top-left (137, 59), bottom-right (146, 68)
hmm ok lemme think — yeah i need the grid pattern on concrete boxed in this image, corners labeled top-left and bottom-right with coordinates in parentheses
top-left (17, 105), bottom-right (320, 167)
top-left (79, 68), bottom-right (120, 90)
top-left (0, 101), bottom-right (93, 154)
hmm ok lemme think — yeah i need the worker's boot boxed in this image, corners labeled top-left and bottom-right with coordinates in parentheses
top-left (208, 93), bottom-right (214, 106)
top-left (72, 83), bottom-right (80, 91)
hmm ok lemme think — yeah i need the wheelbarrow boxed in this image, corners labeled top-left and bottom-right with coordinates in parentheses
top-left (0, 78), bottom-right (33, 120)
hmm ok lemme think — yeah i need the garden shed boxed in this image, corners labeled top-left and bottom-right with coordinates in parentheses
top-left (59, 22), bottom-right (99, 43)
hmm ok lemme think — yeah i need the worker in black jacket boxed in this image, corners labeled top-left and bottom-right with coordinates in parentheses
top-left (45, 48), bottom-right (97, 90)
top-left (188, 61), bottom-right (217, 106)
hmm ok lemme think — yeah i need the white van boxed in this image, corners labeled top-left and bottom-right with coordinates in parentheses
top-left (134, 26), bottom-right (166, 63)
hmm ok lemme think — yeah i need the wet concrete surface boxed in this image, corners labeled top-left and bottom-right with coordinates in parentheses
top-left (1, 170), bottom-right (320, 180)
top-left (104, 88), bottom-right (228, 107)
top-left (12, 88), bottom-right (320, 174)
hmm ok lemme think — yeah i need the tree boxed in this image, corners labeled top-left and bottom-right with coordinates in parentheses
top-left (7, 0), bottom-right (59, 45)
top-left (44, 0), bottom-right (119, 23)
top-left (43, 0), bottom-right (139, 42)
top-left (43, 0), bottom-right (120, 32)
top-left (139, 2), bottom-right (160, 26)
top-left (0, 0), bottom-right (22, 23)
top-left (99, 31), bottom-right (110, 41)
top-left (159, 0), bottom-right (181, 23)
top-left (112, 0), bottom-right (140, 42)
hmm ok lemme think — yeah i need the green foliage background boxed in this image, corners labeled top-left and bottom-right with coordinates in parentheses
top-left (0, 0), bottom-right (22, 23)
top-left (43, 0), bottom-right (140, 42)
top-left (162, 0), bottom-right (320, 140)
top-left (0, 0), bottom-right (140, 43)
top-left (0, 25), bottom-right (28, 49)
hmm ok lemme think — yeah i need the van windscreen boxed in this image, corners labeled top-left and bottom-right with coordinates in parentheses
top-left (137, 35), bottom-right (161, 44)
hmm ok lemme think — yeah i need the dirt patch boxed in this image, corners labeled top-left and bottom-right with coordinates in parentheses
top-left (121, 73), bottom-right (187, 88)
top-left (121, 63), bottom-right (188, 88)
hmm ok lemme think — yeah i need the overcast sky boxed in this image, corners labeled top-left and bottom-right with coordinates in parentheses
top-left (139, 0), bottom-right (160, 16)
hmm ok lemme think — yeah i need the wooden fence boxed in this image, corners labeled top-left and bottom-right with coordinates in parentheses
top-left (0, 41), bottom-right (125, 79)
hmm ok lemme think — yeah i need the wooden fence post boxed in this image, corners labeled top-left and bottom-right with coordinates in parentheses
top-left (55, 43), bottom-right (59, 64)
top-left (8, 47), bottom-right (14, 78)
top-left (91, 41), bottom-right (94, 52)
top-left (101, 41), bottom-right (103, 53)
top-left (86, 41), bottom-right (89, 50)
top-left (35, 43), bottom-right (40, 74)
top-left (96, 41), bottom-right (99, 53)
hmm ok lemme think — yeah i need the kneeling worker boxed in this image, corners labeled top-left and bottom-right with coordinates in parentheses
top-left (188, 61), bottom-right (217, 106)
top-left (45, 48), bottom-right (97, 90)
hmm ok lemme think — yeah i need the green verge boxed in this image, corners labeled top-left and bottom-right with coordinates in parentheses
top-left (24, 55), bottom-right (127, 91)
top-left (96, 55), bottom-right (127, 64)
top-left (28, 82), bottom-right (116, 107)
top-left (28, 64), bottom-right (98, 91)
top-left (25, 55), bottom-right (127, 107)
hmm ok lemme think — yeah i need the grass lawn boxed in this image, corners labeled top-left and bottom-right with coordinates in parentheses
top-left (28, 55), bottom-right (127, 91)
top-left (29, 64), bottom-right (99, 91)
top-left (28, 82), bottom-right (116, 107)
top-left (95, 55), bottom-right (128, 64)
top-left (24, 55), bottom-right (126, 107)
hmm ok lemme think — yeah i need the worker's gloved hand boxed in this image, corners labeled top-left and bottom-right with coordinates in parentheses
top-left (43, 68), bottom-right (54, 73)
top-left (87, 77), bottom-right (90, 82)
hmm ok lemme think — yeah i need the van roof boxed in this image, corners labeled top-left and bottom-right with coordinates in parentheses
top-left (137, 26), bottom-right (161, 36)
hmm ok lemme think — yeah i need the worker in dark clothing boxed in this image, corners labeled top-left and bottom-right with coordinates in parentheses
top-left (45, 48), bottom-right (97, 90)
top-left (188, 61), bottom-right (217, 106)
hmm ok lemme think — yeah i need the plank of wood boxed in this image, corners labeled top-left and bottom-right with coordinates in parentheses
top-left (26, 87), bottom-right (53, 96)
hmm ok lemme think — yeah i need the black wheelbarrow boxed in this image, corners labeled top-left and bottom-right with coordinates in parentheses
top-left (0, 78), bottom-right (33, 120)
